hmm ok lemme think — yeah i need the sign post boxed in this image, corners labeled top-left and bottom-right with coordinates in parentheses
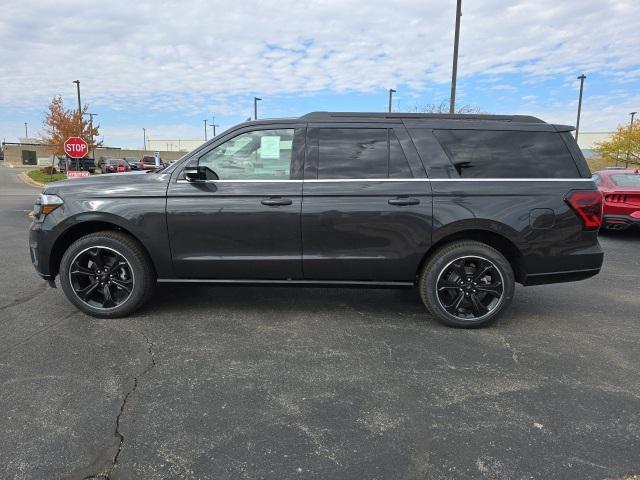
top-left (64, 137), bottom-right (90, 179)
top-left (154, 151), bottom-right (160, 168)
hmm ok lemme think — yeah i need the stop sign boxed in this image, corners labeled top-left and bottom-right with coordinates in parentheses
top-left (64, 137), bottom-right (89, 159)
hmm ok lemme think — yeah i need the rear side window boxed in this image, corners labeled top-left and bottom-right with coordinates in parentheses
top-left (318, 128), bottom-right (412, 179)
top-left (433, 130), bottom-right (580, 178)
top-left (610, 173), bottom-right (640, 187)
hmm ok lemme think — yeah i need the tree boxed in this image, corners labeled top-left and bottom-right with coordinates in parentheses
top-left (594, 120), bottom-right (640, 167)
top-left (406, 99), bottom-right (483, 114)
top-left (41, 96), bottom-right (101, 156)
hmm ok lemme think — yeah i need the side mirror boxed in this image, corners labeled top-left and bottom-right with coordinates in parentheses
top-left (183, 165), bottom-right (218, 182)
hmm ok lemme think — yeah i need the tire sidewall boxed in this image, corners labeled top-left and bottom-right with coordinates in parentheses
top-left (59, 234), bottom-right (149, 318)
top-left (422, 243), bottom-right (515, 328)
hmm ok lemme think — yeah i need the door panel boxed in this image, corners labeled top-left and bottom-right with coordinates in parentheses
top-left (302, 180), bottom-right (432, 281)
top-left (167, 181), bottom-right (302, 279)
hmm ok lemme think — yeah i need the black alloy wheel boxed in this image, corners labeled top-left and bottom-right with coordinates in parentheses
top-left (69, 246), bottom-right (134, 310)
top-left (436, 256), bottom-right (504, 320)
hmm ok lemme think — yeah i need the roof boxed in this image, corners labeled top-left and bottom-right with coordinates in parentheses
top-left (298, 111), bottom-right (545, 123)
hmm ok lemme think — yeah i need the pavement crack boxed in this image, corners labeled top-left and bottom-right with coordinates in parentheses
top-left (0, 282), bottom-right (48, 312)
top-left (498, 334), bottom-right (519, 364)
top-left (84, 330), bottom-right (156, 480)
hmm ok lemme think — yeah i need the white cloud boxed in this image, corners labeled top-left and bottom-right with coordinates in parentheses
top-left (0, 0), bottom-right (638, 109)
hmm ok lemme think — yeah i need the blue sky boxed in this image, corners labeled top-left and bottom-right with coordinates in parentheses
top-left (1, 0), bottom-right (639, 148)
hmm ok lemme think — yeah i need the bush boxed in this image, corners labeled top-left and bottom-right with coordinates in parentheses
top-left (40, 166), bottom-right (57, 174)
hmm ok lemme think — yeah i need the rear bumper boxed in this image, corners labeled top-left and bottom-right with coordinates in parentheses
top-left (602, 214), bottom-right (640, 230)
top-left (520, 242), bottom-right (604, 286)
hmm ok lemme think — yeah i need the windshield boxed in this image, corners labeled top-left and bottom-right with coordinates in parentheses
top-left (611, 173), bottom-right (640, 187)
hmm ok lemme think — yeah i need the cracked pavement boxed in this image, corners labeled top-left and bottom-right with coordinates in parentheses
top-left (1, 163), bottom-right (639, 479)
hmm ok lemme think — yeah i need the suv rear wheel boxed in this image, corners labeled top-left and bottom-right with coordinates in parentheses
top-left (59, 231), bottom-right (155, 318)
top-left (419, 241), bottom-right (515, 328)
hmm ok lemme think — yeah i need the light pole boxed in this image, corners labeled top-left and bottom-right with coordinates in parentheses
top-left (449, 0), bottom-right (462, 114)
top-left (204, 119), bottom-right (208, 141)
top-left (143, 128), bottom-right (147, 150)
top-left (627, 111), bottom-right (637, 168)
top-left (388, 89), bottom-right (396, 113)
top-left (575, 74), bottom-right (586, 142)
top-left (254, 97), bottom-right (262, 120)
top-left (211, 123), bottom-right (220, 137)
top-left (24, 122), bottom-right (28, 138)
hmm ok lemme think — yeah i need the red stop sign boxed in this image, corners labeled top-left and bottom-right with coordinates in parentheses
top-left (64, 137), bottom-right (89, 159)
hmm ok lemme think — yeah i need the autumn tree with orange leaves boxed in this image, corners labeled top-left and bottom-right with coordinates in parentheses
top-left (41, 96), bottom-right (101, 156)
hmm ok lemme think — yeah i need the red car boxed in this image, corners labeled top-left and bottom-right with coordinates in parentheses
top-left (139, 155), bottom-right (168, 171)
top-left (102, 158), bottom-right (131, 174)
top-left (592, 168), bottom-right (640, 230)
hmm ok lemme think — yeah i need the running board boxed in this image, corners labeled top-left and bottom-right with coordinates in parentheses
top-left (157, 278), bottom-right (414, 287)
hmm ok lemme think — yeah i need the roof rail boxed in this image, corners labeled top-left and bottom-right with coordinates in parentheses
top-left (298, 111), bottom-right (545, 123)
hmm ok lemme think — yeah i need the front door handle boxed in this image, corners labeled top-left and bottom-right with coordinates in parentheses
top-left (261, 197), bottom-right (293, 206)
top-left (388, 197), bottom-right (420, 206)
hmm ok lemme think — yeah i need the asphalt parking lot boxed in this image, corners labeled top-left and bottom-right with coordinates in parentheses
top-left (1, 164), bottom-right (639, 480)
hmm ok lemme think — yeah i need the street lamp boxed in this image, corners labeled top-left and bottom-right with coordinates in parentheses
top-left (72, 80), bottom-right (82, 134)
top-left (254, 97), bottom-right (262, 120)
top-left (204, 119), bottom-right (208, 141)
top-left (575, 74), bottom-right (586, 142)
top-left (143, 128), bottom-right (147, 150)
top-left (211, 123), bottom-right (220, 137)
top-left (388, 89), bottom-right (396, 113)
top-left (449, 0), bottom-right (462, 114)
top-left (627, 111), bottom-right (637, 168)
top-left (24, 122), bottom-right (28, 138)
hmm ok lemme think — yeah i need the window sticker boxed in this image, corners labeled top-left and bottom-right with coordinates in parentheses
top-left (260, 136), bottom-right (281, 159)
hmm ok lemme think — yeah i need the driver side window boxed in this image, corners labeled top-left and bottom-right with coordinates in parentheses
top-left (198, 129), bottom-right (294, 180)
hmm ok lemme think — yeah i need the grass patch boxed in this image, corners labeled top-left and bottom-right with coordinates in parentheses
top-left (27, 170), bottom-right (67, 184)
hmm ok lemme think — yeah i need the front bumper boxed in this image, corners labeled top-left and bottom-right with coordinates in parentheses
top-left (29, 221), bottom-right (56, 281)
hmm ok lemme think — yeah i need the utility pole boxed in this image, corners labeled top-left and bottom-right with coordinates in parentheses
top-left (24, 122), bottom-right (28, 138)
top-left (449, 0), bottom-right (462, 114)
top-left (388, 89), bottom-right (396, 113)
top-left (204, 119), bottom-right (208, 141)
top-left (143, 128), bottom-right (147, 150)
top-left (254, 97), bottom-right (262, 120)
top-left (627, 111), bottom-right (637, 168)
top-left (575, 74), bottom-right (586, 142)
top-left (211, 123), bottom-right (220, 137)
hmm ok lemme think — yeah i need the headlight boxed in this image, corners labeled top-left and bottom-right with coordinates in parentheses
top-left (34, 194), bottom-right (64, 217)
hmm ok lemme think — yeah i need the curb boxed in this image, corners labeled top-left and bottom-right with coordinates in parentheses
top-left (18, 172), bottom-right (44, 188)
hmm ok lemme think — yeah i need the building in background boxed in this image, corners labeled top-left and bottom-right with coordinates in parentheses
top-left (1, 142), bottom-right (185, 167)
top-left (146, 139), bottom-right (204, 152)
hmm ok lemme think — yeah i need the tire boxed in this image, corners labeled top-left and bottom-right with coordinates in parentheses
top-left (419, 240), bottom-right (515, 328)
top-left (59, 231), bottom-right (155, 318)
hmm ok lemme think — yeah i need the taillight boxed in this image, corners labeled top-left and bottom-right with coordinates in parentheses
top-left (605, 194), bottom-right (627, 203)
top-left (565, 190), bottom-right (603, 230)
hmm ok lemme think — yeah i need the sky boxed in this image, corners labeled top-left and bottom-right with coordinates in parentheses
top-left (1, 0), bottom-right (639, 149)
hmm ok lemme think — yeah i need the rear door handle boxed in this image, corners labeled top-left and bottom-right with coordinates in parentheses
top-left (261, 197), bottom-right (293, 206)
top-left (388, 197), bottom-right (420, 206)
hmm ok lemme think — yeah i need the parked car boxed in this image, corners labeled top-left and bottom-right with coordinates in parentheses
top-left (592, 168), bottom-right (640, 230)
top-left (124, 157), bottom-right (139, 170)
top-left (139, 155), bottom-right (167, 170)
top-left (102, 158), bottom-right (131, 174)
top-left (29, 112), bottom-right (603, 327)
top-left (57, 156), bottom-right (95, 174)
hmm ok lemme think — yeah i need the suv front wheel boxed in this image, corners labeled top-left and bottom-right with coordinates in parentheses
top-left (59, 231), bottom-right (155, 318)
top-left (419, 241), bottom-right (515, 328)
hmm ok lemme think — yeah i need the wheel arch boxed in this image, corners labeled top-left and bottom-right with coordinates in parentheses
top-left (49, 218), bottom-right (157, 279)
top-left (418, 227), bottom-right (526, 283)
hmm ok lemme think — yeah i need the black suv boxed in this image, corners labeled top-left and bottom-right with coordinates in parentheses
top-left (29, 112), bottom-right (603, 327)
